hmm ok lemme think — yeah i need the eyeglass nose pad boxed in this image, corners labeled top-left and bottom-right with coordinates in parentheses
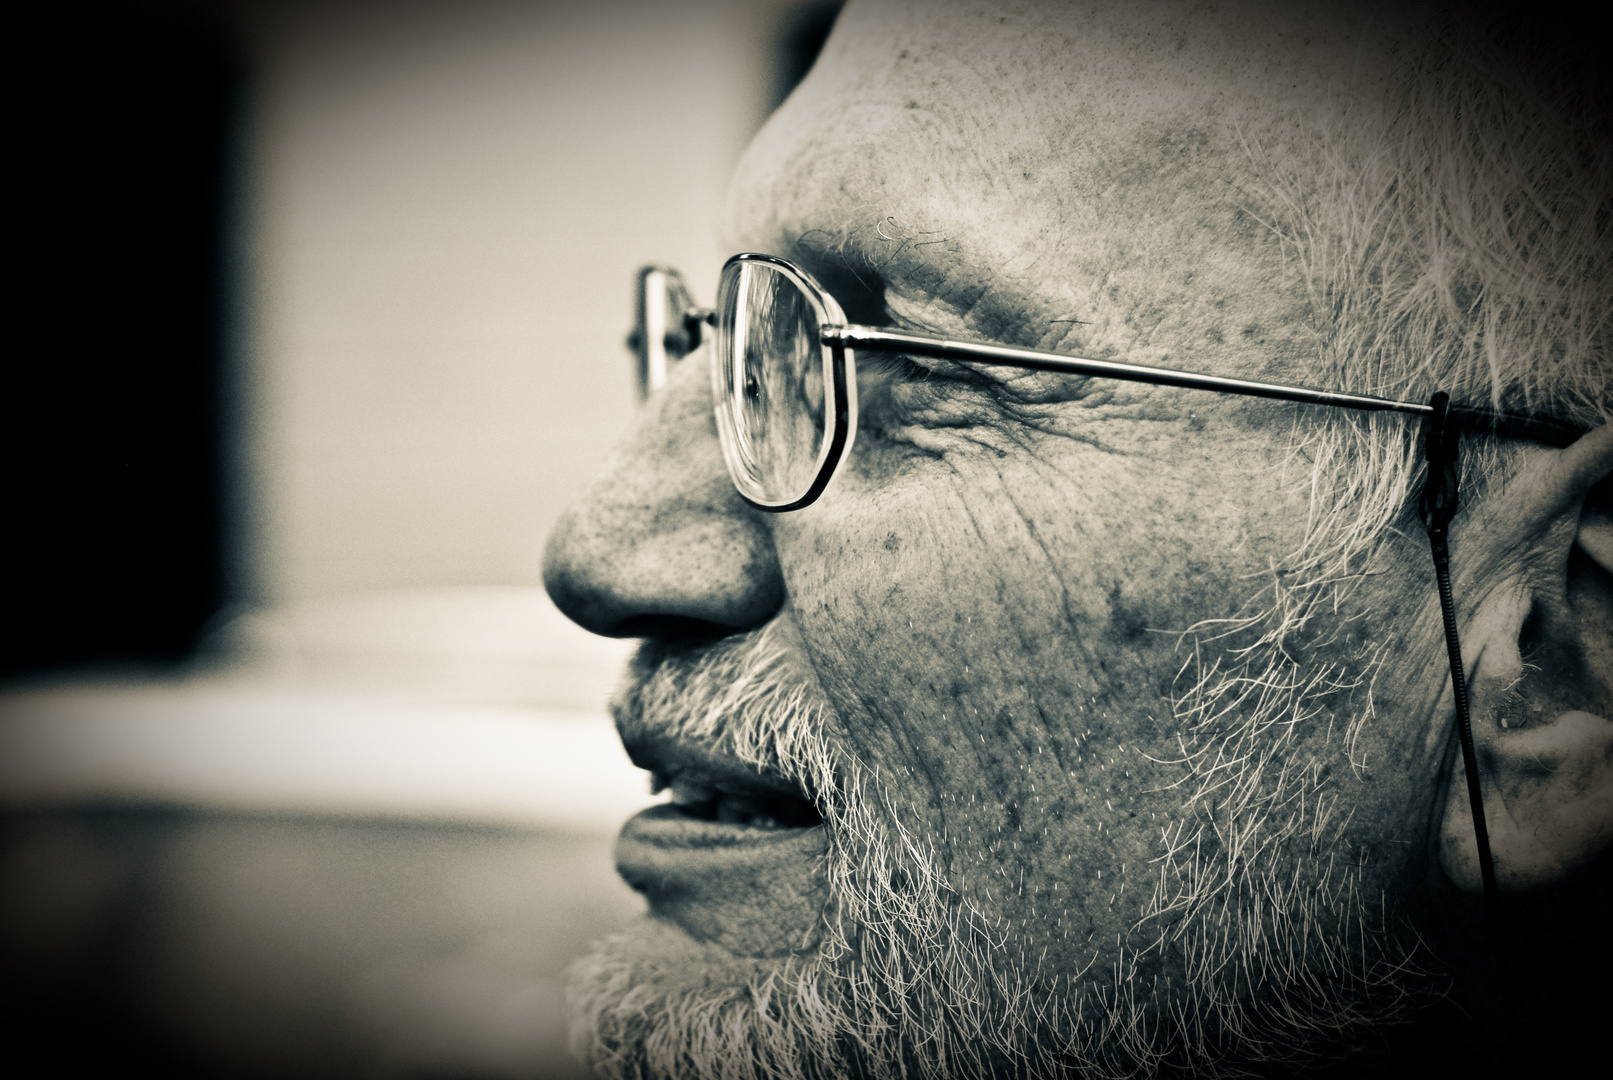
top-left (630, 267), bottom-right (708, 399)
top-left (676, 306), bottom-right (717, 354)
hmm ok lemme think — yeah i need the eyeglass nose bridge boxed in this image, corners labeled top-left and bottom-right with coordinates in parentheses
top-left (627, 266), bottom-right (717, 399)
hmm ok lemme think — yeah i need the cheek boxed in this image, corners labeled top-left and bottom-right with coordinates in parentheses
top-left (778, 435), bottom-right (1296, 740)
top-left (768, 438), bottom-right (1318, 932)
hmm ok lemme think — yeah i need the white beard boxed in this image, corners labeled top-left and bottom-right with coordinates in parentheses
top-left (567, 620), bottom-right (1435, 1079)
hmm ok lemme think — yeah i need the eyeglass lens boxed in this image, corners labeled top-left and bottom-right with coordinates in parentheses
top-left (713, 260), bottom-right (831, 506)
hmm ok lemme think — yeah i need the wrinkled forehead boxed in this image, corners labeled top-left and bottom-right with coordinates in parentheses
top-left (727, 0), bottom-right (1423, 296)
top-left (818, 0), bottom-right (1410, 120)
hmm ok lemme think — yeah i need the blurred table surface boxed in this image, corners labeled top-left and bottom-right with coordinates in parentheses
top-left (0, 588), bottom-right (651, 1079)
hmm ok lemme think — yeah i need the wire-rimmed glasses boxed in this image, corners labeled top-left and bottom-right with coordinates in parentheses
top-left (631, 253), bottom-right (1580, 512)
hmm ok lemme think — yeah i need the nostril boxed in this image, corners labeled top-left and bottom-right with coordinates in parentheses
top-left (611, 614), bottom-right (737, 643)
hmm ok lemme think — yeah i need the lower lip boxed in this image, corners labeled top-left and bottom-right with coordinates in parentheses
top-left (615, 804), bottom-right (829, 954)
top-left (618, 801), bottom-right (826, 856)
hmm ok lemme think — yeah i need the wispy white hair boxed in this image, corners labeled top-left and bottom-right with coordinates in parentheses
top-left (1248, 14), bottom-right (1610, 595)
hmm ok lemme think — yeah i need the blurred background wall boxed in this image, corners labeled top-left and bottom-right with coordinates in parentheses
top-left (246, 0), bottom-right (825, 602)
top-left (2, 1), bottom-right (840, 1075)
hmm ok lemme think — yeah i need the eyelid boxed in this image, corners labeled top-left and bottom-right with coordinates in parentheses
top-left (864, 348), bottom-right (1012, 394)
top-left (856, 350), bottom-right (936, 381)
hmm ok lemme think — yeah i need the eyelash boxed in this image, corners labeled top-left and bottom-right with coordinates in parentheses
top-left (855, 351), bottom-right (942, 383)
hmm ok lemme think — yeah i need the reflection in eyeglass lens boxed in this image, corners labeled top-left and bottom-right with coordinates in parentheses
top-left (732, 264), bottom-right (826, 504)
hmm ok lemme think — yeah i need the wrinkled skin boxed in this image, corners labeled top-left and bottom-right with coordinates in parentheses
top-left (544, 0), bottom-right (1611, 1074)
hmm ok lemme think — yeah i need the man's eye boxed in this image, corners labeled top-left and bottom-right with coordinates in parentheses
top-left (855, 351), bottom-right (998, 436)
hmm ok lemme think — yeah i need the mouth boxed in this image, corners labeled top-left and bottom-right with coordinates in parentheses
top-left (649, 767), bottom-right (823, 829)
top-left (615, 735), bottom-right (829, 956)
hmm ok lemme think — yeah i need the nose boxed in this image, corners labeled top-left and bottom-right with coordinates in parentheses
top-left (542, 352), bottom-right (785, 639)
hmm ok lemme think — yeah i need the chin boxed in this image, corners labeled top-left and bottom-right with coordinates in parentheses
top-left (566, 916), bottom-right (839, 1080)
top-left (565, 880), bottom-right (1437, 1080)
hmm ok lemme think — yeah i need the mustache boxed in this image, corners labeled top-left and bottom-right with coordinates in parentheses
top-left (610, 624), bottom-right (963, 941)
top-left (609, 623), bottom-right (836, 797)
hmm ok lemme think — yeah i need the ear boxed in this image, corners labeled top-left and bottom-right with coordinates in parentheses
top-left (1441, 424), bottom-right (1613, 892)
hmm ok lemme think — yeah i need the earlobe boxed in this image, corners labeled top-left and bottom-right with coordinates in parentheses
top-left (1439, 426), bottom-right (1613, 893)
top-left (1442, 709), bottom-right (1613, 891)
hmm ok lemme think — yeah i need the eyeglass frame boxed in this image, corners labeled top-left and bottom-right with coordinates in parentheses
top-left (629, 250), bottom-right (1591, 954)
top-left (632, 253), bottom-right (1582, 512)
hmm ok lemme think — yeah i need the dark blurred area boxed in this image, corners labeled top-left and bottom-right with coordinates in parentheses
top-left (768, 0), bottom-right (840, 115)
top-left (5, 1), bottom-right (239, 685)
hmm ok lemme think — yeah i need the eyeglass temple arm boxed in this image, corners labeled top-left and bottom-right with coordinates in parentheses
top-left (826, 325), bottom-right (1581, 447)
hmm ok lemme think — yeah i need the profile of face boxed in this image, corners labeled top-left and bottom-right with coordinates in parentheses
top-left (544, 1), bottom-right (1612, 1075)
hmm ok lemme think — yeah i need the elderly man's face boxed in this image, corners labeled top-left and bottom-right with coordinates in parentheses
top-left (545, 1), bottom-right (1609, 1075)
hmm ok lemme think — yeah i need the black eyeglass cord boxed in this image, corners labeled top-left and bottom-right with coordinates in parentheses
top-left (1419, 392), bottom-right (1505, 952)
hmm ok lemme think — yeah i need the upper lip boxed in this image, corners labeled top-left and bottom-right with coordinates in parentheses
top-left (616, 708), bottom-right (822, 829)
top-left (627, 736), bottom-right (823, 831)
top-left (620, 724), bottom-right (809, 799)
